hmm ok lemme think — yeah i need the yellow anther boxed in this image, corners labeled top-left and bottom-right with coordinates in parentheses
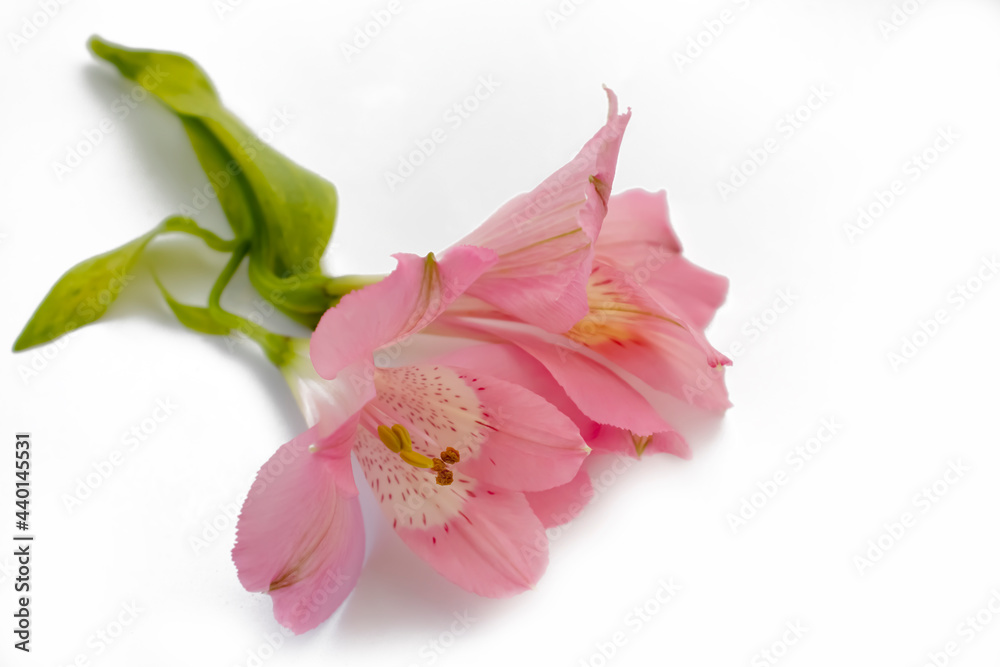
top-left (400, 450), bottom-right (434, 469)
top-left (392, 424), bottom-right (413, 452)
top-left (377, 425), bottom-right (402, 453)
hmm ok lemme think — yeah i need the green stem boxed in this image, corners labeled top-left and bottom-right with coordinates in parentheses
top-left (162, 216), bottom-right (242, 252)
top-left (210, 243), bottom-right (292, 366)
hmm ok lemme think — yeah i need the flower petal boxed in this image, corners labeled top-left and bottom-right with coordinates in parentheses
top-left (430, 343), bottom-right (599, 440)
top-left (453, 321), bottom-right (677, 436)
top-left (354, 424), bottom-right (548, 596)
top-left (233, 419), bottom-right (364, 634)
top-left (525, 467), bottom-right (594, 529)
top-left (310, 246), bottom-right (497, 380)
top-left (597, 189), bottom-right (729, 329)
top-left (367, 363), bottom-right (588, 492)
top-left (448, 368), bottom-right (590, 492)
top-left (569, 261), bottom-right (732, 411)
top-left (457, 88), bottom-right (631, 333)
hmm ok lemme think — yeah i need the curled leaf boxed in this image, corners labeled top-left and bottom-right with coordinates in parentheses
top-left (89, 36), bottom-right (339, 326)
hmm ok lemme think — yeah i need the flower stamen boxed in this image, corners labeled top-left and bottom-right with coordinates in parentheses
top-left (400, 450), bottom-right (434, 468)
top-left (377, 424), bottom-right (402, 453)
top-left (377, 423), bottom-right (450, 476)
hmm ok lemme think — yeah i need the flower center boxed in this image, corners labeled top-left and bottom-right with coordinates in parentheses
top-left (377, 423), bottom-right (461, 486)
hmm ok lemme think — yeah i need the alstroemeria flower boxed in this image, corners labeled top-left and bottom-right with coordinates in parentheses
top-left (433, 98), bottom-right (731, 455)
top-left (452, 86), bottom-right (631, 334)
top-left (233, 246), bottom-right (590, 634)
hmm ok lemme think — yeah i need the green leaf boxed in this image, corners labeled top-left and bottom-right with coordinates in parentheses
top-left (154, 278), bottom-right (231, 336)
top-left (89, 36), bottom-right (339, 325)
top-left (13, 227), bottom-right (159, 351)
top-left (13, 216), bottom-right (236, 351)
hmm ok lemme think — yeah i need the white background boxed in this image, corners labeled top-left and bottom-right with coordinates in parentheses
top-left (3, 1), bottom-right (1000, 665)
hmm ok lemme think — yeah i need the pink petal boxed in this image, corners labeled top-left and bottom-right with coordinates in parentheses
top-left (457, 88), bottom-right (631, 333)
top-left (431, 343), bottom-right (599, 440)
top-left (353, 425), bottom-right (548, 597)
top-left (233, 420), bottom-right (364, 634)
top-left (571, 261), bottom-right (732, 411)
top-left (398, 483), bottom-right (549, 597)
top-left (589, 424), bottom-right (691, 460)
top-left (282, 346), bottom-right (378, 437)
top-left (525, 467), bottom-right (594, 529)
top-left (597, 188), bottom-right (681, 254)
top-left (366, 363), bottom-right (588, 493)
top-left (448, 368), bottom-right (590, 492)
top-left (310, 246), bottom-right (497, 380)
top-left (434, 344), bottom-right (690, 462)
top-left (452, 321), bottom-right (677, 436)
top-left (597, 189), bottom-right (729, 329)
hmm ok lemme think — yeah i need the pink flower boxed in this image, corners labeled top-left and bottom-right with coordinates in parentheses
top-left (233, 246), bottom-right (590, 633)
top-left (453, 86), bottom-right (631, 334)
top-left (435, 93), bottom-right (731, 457)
